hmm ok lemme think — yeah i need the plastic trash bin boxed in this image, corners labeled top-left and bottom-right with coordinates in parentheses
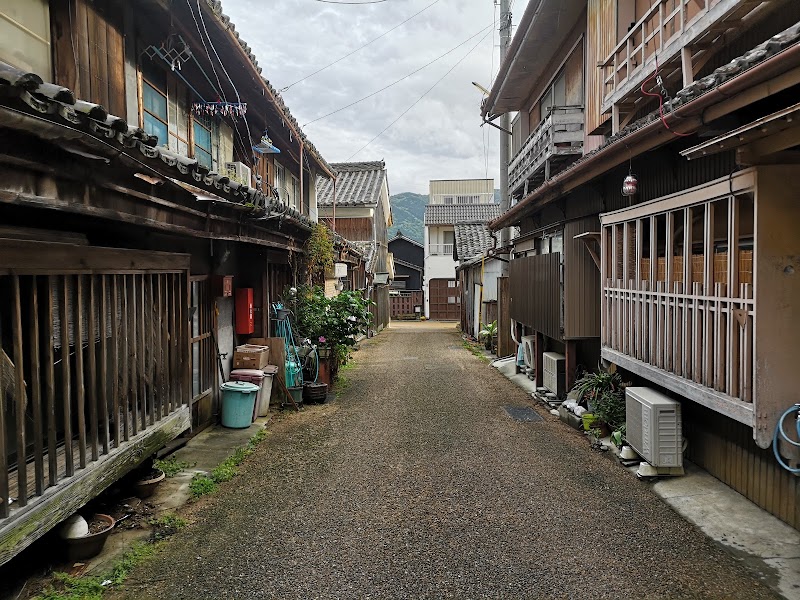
top-left (220, 381), bottom-right (260, 428)
top-left (231, 366), bottom-right (278, 418)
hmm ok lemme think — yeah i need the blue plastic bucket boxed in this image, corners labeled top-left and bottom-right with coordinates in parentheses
top-left (220, 381), bottom-right (260, 428)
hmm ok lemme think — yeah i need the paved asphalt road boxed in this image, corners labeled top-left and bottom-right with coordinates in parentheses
top-left (117, 321), bottom-right (777, 599)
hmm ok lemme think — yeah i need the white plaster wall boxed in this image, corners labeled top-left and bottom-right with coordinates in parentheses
top-left (217, 296), bottom-right (235, 381)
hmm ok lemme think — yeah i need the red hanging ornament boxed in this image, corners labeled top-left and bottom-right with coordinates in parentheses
top-left (622, 172), bottom-right (638, 196)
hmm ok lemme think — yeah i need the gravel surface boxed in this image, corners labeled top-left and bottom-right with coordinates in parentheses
top-left (116, 322), bottom-right (777, 599)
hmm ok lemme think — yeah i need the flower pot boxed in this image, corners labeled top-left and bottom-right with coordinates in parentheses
top-left (276, 308), bottom-right (291, 321)
top-left (317, 346), bottom-right (331, 359)
top-left (287, 386), bottom-right (304, 406)
top-left (62, 514), bottom-right (115, 561)
top-left (134, 468), bottom-right (165, 499)
top-left (303, 382), bottom-right (328, 404)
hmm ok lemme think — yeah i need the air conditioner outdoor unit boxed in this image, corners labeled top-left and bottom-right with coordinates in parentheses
top-left (224, 161), bottom-right (252, 186)
top-left (626, 387), bottom-right (684, 476)
top-left (542, 351), bottom-right (565, 396)
top-left (521, 335), bottom-right (536, 369)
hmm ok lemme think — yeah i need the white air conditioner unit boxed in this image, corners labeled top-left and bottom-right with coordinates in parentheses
top-left (224, 161), bottom-right (252, 186)
top-left (626, 387), bottom-right (684, 475)
top-left (521, 335), bottom-right (536, 369)
top-left (542, 351), bottom-right (565, 396)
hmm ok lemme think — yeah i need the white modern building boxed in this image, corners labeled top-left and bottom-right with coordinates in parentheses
top-left (423, 179), bottom-right (499, 319)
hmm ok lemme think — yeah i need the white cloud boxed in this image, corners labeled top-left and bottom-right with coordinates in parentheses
top-left (220, 0), bottom-right (530, 193)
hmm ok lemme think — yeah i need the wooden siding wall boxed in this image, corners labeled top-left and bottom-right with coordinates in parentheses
top-left (497, 277), bottom-right (512, 358)
top-left (564, 217), bottom-right (601, 339)
top-left (684, 402), bottom-right (800, 529)
top-left (586, 0), bottom-right (614, 134)
top-left (321, 218), bottom-right (373, 242)
top-left (509, 253), bottom-right (561, 340)
top-left (51, 0), bottom-right (126, 117)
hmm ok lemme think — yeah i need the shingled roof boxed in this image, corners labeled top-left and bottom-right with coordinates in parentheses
top-left (454, 222), bottom-right (492, 261)
top-left (424, 203), bottom-right (501, 226)
top-left (316, 162), bottom-right (386, 207)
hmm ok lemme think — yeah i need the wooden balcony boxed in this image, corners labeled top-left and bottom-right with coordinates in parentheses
top-left (600, 167), bottom-right (800, 448)
top-left (0, 240), bottom-right (192, 565)
top-left (508, 107), bottom-right (584, 198)
top-left (599, 0), bottom-right (768, 132)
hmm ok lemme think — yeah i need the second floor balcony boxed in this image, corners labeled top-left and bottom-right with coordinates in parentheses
top-left (429, 243), bottom-right (454, 256)
top-left (508, 106), bottom-right (584, 198)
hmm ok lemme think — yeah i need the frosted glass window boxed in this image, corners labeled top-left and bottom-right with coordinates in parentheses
top-left (0, 0), bottom-right (51, 76)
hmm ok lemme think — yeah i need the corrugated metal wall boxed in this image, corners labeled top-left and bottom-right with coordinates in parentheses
top-left (564, 217), bottom-right (601, 339)
top-left (509, 253), bottom-right (561, 339)
top-left (684, 402), bottom-right (800, 529)
top-left (586, 0), bottom-right (614, 134)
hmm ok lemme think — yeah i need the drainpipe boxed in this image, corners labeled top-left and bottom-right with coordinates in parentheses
top-left (498, 0), bottom-right (512, 268)
top-left (332, 176), bottom-right (337, 232)
top-left (299, 141), bottom-right (304, 215)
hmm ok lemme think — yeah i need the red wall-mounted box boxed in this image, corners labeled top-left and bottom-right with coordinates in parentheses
top-left (235, 288), bottom-right (254, 334)
top-left (211, 275), bottom-right (234, 297)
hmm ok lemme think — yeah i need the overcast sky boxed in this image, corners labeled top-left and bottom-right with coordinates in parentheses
top-left (222, 0), bottom-right (530, 195)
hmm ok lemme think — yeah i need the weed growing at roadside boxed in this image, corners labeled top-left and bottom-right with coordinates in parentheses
top-left (462, 339), bottom-right (490, 363)
top-left (190, 429), bottom-right (270, 499)
top-left (153, 455), bottom-right (191, 477)
top-left (149, 513), bottom-right (187, 538)
top-left (36, 542), bottom-right (157, 600)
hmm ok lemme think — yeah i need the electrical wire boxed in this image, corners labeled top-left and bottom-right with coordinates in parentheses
top-left (195, 0), bottom-right (261, 165)
top-left (348, 28), bottom-right (494, 160)
top-left (314, 0), bottom-right (390, 3)
top-left (304, 22), bottom-right (494, 127)
top-left (640, 55), bottom-right (694, 138)
top-left (186, 0), bottom-right (255, 167)
top-left (282, 0), bottom-right (442, 91)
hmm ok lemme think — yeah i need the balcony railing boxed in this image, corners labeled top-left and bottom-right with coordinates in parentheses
top-left (429, 243), bottom-right (454, 256)
top-left (599, 0), bottom-right (764, 121)
top-left (508, 106), bottom-right (584, 196)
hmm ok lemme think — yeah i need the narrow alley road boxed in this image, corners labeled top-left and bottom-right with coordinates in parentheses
top-left (118, 322), bottom-right (776, 599)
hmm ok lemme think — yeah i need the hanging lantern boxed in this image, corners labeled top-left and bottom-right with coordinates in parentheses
top-left (622, 172), bottom-right (638, 196)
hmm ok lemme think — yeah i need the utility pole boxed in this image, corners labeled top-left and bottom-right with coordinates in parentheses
top-left (498, 0), bottom-right (512, 258)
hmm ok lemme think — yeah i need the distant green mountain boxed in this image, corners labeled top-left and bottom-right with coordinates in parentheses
top-left (388, 189), bottom-right (501, 244)
top-left (389, 192), bottom-right (427, 243)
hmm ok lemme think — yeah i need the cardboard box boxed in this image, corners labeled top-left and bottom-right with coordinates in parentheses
top-left (233, 344), bottom-right (270, 369)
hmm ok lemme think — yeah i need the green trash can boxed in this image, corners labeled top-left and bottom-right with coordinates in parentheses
top-left (220, 381), bottom-right (260, 428)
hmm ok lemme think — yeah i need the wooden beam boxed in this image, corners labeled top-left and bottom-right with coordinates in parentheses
top-left (0, 406), bottom-right (191, 567)
top-left (681, 47), bottom-right (694, 88)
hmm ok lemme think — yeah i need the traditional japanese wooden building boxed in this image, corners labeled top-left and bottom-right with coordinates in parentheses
top-left (0, 0), bottom-right (343, 565)
top-left (485, 0), bottom-right (800, 527)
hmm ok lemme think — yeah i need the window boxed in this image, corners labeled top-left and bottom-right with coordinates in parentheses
top-left (193, 118), bottom-right (213, 169)
top-left (291, 174), bottom-right (299, 210)
top-left (275, 163), bottom-right (285, 203)
top-left (0, 0), bottom-right (51, 77)
top-left (143, 80), bottom-right (169, 147)
top-left (444, 196), bottom-right (454, 205)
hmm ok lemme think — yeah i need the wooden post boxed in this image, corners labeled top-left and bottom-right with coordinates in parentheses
top-left (29, 277), bottom-right (44, 496)
top-left (61, 275), bottom-right (74, 476)
top-left (565, 340), bottom-right (577, 392)
top-left (75, 276), bottom-right (87, 469)
top-left (12, 275), bottom-right (27, 506)
top-left (535, 331), bottom-right (544, 388)
top-left (45, 277), bottom-right (57, 486)
top-left (87, 276), bottom-right (99, 462)
top-left (99, 275), bottom-right (110, 453)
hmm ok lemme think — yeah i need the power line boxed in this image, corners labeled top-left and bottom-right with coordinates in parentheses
top-left (348, 28), bottom-right (493, 160)
top-left (313, 0), bottom-right (390, 4)
top-left (282, 0), bottom-right (442, 92)
top-left (303, 22), bottom-right (494, 127)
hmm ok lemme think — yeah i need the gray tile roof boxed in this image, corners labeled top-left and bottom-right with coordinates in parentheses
top-left (454, 223), bottom-right (492, 261)
top-left (316, 162), bottom-right (386, 207)
top-left (0, 61), bottom-right (313, 228)
top-left (424, 203), bottom-right (501, 226)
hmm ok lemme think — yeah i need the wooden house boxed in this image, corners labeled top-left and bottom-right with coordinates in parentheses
top-left (486, 0), bottom-right (800, 527)
top-left (388, 232), bottom-right (424, 319)
top-left (0, 0), bottom-right (339, 564)
top-left (316, 161), bottom-right (394, 331)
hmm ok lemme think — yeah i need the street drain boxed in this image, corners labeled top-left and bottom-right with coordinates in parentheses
top-left (503, 406), bottom-right (543, 422)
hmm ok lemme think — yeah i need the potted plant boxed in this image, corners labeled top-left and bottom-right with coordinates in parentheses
top-left (59, 513), bottom-right (116, 561)
top-left (479, 321), bottom-right (498, 352)
top-left (572, 369), bottom-right (627, 436)
top-left (134, 466), bottom-right (166, 499)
